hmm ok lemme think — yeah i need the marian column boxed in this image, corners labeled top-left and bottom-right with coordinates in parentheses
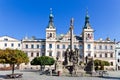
top-left (70, 18), bottom-right (74, 51)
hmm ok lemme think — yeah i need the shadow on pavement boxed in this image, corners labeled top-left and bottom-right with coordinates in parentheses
top-left (0, 75), bottom-right (7, 79)
top-left (99, 76), bottom-right (120, 80)
top-left (20, 69), bottom-right (39, 72)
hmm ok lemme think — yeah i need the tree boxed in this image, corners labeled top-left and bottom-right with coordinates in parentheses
top-left (31, 56), bottom-right (55, 71)
top-left (0, 48), bottom-right (29, 74)
top-left (94, 59), bottom-right (110, 70)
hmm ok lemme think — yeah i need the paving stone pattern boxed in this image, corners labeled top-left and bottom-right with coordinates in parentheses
top-left (0, 70), bottom-right (120, 80)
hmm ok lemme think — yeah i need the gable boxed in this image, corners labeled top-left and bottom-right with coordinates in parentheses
top-left (0, 36), bottom-right (20, 41)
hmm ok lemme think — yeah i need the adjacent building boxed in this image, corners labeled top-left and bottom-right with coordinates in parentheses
top-left (0, 36), bottom-right (21, 50)
top-left (21, 36), bottom-right (45, 68)
top-left (115, 42), bottom-right (120, 70)
top-left (0, 36), bottom-right (21, 67)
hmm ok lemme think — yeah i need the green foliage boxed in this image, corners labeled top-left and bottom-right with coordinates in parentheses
top-left (0, 48), bottom-right (29, 64)
top-left (94, 59), bottom-right (110, 70)
top-left (103, 61), bottom-right (110, 66)
top-left (31, 56), bottom-right (55, 66)
top-left (0, 48), bottom-right (29, 74)
top-left (94, 59), bottom-right (110, 66)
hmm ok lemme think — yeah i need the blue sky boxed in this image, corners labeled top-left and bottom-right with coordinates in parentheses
top-left (0, 0), bottom-right (120, 41)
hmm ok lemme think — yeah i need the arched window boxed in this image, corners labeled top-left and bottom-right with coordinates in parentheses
top-left (50, 33), bottom-right (52, 37)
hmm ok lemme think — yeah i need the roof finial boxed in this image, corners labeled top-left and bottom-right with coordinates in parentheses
top-left (86, 8), bottom-right (89, 18)
top-left (50, 8), bottom-right (52, 14)
top-left (70, 18), bottom-right (74, 26)
top-left (86, 8), bottom-right (88, 15)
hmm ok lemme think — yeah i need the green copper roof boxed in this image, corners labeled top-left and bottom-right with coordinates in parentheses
top-left (83, 9), bottom-right (91, 29)
top-left (47, 8), bottom-right (55, 28)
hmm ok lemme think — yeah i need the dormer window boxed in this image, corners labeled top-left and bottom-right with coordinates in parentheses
top-left (4, 38), bottom-right (8, 41)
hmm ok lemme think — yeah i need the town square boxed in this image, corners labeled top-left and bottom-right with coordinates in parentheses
top-left (0, 0), bottom-right (120, 80)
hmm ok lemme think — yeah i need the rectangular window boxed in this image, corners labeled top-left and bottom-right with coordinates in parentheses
top-left (79, 45), bottom-right (82, 49)
top-left (105, 45), bottom-right (107, 50)
top-left (42, 45), bottom-right (45, 49)
top-left (4, 38), bottom-right (8, 41)
top-left (31, 52), bottom-right (33, 57)
top-left (42, 53), bottom-right (45, 56)
top-left (49, 44), bottom-right (52, 49)
top-left (118, 59), bottom-right (120, 62)
top-left (18, 43), bottom-right (20, 47)
top-left (110, 53), bottom-right (113, 58)
top-left (11, 43), bottom-right (14, 47)
top-left (37, 52), bottom-right (39, 56)
top-left (37, 45), bottom-right (39, 49)
top-left (74, 45), bottom-right (76, 49)
top-left (57, 45), bottom-right (60, 49)
top-left (94, 45), bottom-right (96, 50)
top-left (4, 43), bottom-right (7, 47)
top-left (68, 45), bottom-right (70, 48)
top-left (88, 53), bottom-right (91, 57)
top-left (100, 54), bottom-right (102, 57)
top-left (99, 45), bottom-right (102, 49)
top-left (56, 51), bottom-right (60, 57)
top-left (110, 46), bottom-right (113, 50)
top-left (31, 44), bottom-right (34, 48)
top-left (110, 62), bottom-right (113, 66)
top-left (62, 51), bottom-right (65, 57)
top-left (62, 45), bottom-right (65, 49)
top-left (49, 52), bottom-right (52, 56)
top-left (105, 53), bottom-right (107, 57)
top-left (26, 44), bottom-right (28, 49)
top-left (87, 44), bottom-right (91, 49)
top-left (94, 54), bottom-right (96, 57)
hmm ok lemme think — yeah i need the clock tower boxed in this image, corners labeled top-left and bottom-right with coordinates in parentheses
top-left (45, 8), bottom-right (56, 57)
top-left (46, 8), bottom-right (56, 40)
top-left (82, 10), bottom-right (94, 61)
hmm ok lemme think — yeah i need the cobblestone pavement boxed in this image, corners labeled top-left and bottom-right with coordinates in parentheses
top-left (0, 70), bottom-right (120, 80)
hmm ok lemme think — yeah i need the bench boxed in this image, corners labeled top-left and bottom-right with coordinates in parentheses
top-left (6, 73), bottom-right (23, 78)
top-left (97, 70), bottom-right (108, 77)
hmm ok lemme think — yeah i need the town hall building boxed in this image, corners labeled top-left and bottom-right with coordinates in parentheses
top-left (0, 9), bottom-right (116, 70)
top-left (21, 10), bottom-right (116, 70)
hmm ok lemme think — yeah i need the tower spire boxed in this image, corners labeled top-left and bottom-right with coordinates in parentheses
top-left (83, 9), bottom-right (91, 29)
top-left (47, 8), bottom-right (55, 28)
top-left (50, 8), bottom-right (52, 14)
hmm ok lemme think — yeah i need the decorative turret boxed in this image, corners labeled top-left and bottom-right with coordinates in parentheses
top-left (47, 8), bottom-right (55, 29)
top-left (46, 8), bottom-right (56, 40)
top-left (83, 10), bottom-right (91, 29)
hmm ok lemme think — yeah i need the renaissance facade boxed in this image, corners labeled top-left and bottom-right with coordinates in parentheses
top-left (22, 10), bottom-right (116, 70)
top-left (0, 10), bottom-right (116, 70)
